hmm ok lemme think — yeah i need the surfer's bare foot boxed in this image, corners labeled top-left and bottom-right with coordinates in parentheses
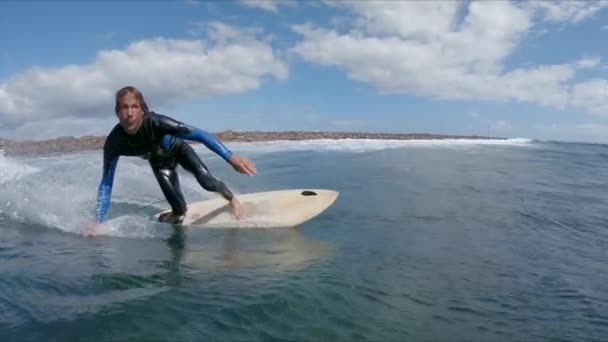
top-left (230, 197), bottom-right (245, 220)
top-left (160, 211), bottom-right (185, 224)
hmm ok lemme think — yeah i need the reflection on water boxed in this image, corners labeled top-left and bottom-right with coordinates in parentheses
top-left (164, 225), bottom-right (335, 274)
top-left (0, 224), bottom-right (336, 330)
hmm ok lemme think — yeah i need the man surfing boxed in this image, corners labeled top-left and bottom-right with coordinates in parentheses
top-left (90, 86), bottom-right (256, 234)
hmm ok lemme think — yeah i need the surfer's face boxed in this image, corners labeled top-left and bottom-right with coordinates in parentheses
top-left (117, 93), bottom-right (144, 135)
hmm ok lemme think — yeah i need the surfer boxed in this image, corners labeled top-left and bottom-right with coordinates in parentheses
top-left (90, 86), bottom-right (256, 233)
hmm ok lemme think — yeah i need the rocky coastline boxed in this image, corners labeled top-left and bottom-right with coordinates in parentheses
top-left (0, 130), bottom-right (503, 156)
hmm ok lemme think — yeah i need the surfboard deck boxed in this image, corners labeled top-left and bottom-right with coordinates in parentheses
top-left (154, 189), bottom-right (339, 228)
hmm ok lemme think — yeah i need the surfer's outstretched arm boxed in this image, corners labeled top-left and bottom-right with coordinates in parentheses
top-left (174, 127), bottom-right (256, 176)
top-left (177, 128), bottom-right (233, 162)
top-left (95, 154), bottom-right (119, 223)
top-left (152, 113), bottom-right (256, 175)
top-left (153, 113), bottom-right (233, 162)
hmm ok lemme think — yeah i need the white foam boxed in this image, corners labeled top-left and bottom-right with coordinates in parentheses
top-left (0, 149), bottom-right (218, 238)
top-left (192, 138), bottom-right (534, 155)
top-left (89, 214), bottom-right (159, 238)
top-left (0, 151), bottom-right (41, 184)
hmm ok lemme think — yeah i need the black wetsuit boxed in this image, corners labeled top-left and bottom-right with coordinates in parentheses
top-left (95, 111), bottom-right (234, 223)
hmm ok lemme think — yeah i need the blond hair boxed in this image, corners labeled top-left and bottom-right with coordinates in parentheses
top-left (114, 86), bottom-right (149, 114)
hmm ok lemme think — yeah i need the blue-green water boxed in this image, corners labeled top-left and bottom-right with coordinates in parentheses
top-left (1, 138), bottom-right (608, 341)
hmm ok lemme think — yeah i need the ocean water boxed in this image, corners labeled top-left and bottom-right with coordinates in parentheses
top-left (1, 138), bottom-right (608, 341)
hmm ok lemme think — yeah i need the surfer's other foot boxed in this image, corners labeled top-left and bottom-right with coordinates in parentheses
top-left (230, 197), bottom-right (245, 220)
top-left (86, 222), bottom-right (101, 237)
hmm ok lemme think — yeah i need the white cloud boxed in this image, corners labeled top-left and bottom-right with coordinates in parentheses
top-left (189, 21), bottom-right (268, 42)
top-left (0, 116), bottom-right (116, 142)
top-left (525, 0), bottom-right (608, 23)
top-left (290, 0), bottom-right (608, 117)
top-left (576, 57), bottom-right (602, 69)
top-left (239, 0), bottom-right (297, 13)
top-left (343, 1), bottom-right (464, 41)
top-left (0, 22), bottom-right (287, 133)
top-left (570, 79), bottom-right (608, 116)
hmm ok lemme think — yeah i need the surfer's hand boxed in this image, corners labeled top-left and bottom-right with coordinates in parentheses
top-left (86, 222), bottom-right (101, 237)
top-left (230, 197), bottom-right (245, 220)
top-left (229, 155), bottom-right (256, 176)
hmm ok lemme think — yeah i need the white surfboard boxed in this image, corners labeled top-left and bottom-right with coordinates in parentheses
top-left (155, 189), bottom-right (339, 228)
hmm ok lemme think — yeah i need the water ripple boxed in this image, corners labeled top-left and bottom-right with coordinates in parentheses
top-left (2, 141), bottom-right (608, 341)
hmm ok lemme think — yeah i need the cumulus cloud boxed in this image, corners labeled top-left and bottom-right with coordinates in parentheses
top-left (576, 57), bottom-right (602, 69)
top-left (239, 0), bottom-right (298, 13)
top-left (0, 22), bottom-right (287, 131)
top-left (0, 116), bottom-right (117, 142)
top-left (525, 0), bottom-right (608, 23)
top-left (570, 79), bottom-right (608, 115)
top-left (291, 0), bottom-right (608, 116)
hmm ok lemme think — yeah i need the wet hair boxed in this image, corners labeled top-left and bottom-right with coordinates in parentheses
top-left (114, 86), bottom-right (149, 114)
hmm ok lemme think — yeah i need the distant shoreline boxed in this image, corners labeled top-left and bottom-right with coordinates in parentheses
top-left (0, 130), bottom-right (505, 156)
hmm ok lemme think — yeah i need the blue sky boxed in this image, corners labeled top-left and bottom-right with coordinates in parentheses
top-left (1, 0), bottom-right (608, 143)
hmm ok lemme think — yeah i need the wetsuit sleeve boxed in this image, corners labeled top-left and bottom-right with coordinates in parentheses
top-left (153, 113), bottom-right (233, 162)
top-left (95, 150), bottom-right (119, 223)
